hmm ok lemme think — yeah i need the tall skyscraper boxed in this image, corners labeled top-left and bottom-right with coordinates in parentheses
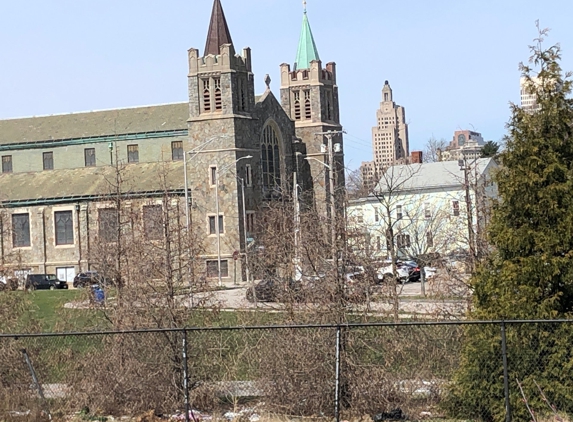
top-left (371, 81), bottom-right (409, 168)
top-left (520, 76), bottom-right (540, 112)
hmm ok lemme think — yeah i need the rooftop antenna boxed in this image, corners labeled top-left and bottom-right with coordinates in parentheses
top-left (303, 0), bottom-right (307, 13)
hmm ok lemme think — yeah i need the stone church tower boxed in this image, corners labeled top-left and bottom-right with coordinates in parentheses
top-left (280, 5), bottom-right (345, 217)
top-left (185, 0), bottom-right (299, 282)
top-left (187, 0), bottom-right (255, 142)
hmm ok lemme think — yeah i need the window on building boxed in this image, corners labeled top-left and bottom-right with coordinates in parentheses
top-left (397, 233), bottom-right (411, 249)
top-left (246, 212), bottom-right (255, 234)
top-left (210, 166), bottom-right (217, 186)
top-left (452, 201), bottom-right (460, 216)
top-left (206, 260), bottom-right (229, 278)
top-left (384, 93), bottom-right (389, 101)
top-left (84, 148), bottom-right (96, 167)
top-left (386, 228), bottom-right (393, 250)
top-left (12, 213), bottom-right (30, 248)
top-left (245, 164), bottom-right (252, 187)
top-left (171, 141), bottom-right (183, 161)
top-left (202, 79), bottom-right (211, 112)
top-left (143, 205), bottom-right (163, 240)
top-left (209, 215), bottom-right (224, 235)
top-left (55, 211), bottom-right (74, 245)
top-left (237, 78), bottom-right (247, 112)
top-left (213, 77), bottom-right (222, 111)
top-left (98, 208), bottom-right (118, 243)
top-left (127, 145), bottom-right (139, 163)
top-left (396, 205), bottom-right (403, 220)
top-left (425, 203), bottom-right (431, 219)
top-left (374, 207), bottom-right (379, 222)
top-left (304, 90), bottom-right (311, 120)
top-left (43, 152), bottom-right (54, 170)
top-left (376, 236), bottom-right (381, 251)
top-left (293, 91), bottom-right (301, 120)
top-left (426, 231), bottom-right (434, 248)
top-left (326, 90), bottom-right (334, 121)
top-left (2, 155), bottom-right (12, 173)
top-left (261, 125), bottom-right (281, 196)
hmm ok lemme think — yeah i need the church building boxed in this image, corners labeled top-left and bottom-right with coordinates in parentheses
top-left (0, 0), bottom-right (344, 285)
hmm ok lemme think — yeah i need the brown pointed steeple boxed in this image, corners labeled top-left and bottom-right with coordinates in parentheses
top-left (204, 0), bottom-right (233, 56)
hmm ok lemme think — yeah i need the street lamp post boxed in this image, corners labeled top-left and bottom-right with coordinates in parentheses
top-left (214, 156), bottom-right (253, 287)
top-left (238, 176), bottom-right (250, 284)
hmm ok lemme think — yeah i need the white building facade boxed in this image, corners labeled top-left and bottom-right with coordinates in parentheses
top-left (347, 159), bottom-right (498, 261)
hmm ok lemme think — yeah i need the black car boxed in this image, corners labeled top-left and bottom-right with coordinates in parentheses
top-left (25, 274), bottom-right (68, 291)
top-left (73, 271), bottom-right (108, 289)
top-left (402, 261), bottom-right (422, 282)
top-left (245, 278), bottom-right (302, 303)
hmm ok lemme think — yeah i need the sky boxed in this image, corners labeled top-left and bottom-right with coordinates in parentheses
top-left (1, 0), bottom-right (572, 171)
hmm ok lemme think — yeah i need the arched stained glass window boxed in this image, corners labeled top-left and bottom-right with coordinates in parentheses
top-left (261, 124), bottom-right (281, 195)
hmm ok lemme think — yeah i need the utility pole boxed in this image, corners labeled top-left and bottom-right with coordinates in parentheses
top-left (460, 156), bottom-right (476, 273)
top-left (315, 130), bottom-right (345, 262)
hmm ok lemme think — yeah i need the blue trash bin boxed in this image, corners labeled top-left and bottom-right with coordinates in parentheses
top-left (91, 285), bottom-right (105, 305)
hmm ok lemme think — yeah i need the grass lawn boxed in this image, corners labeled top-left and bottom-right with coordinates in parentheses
top-left (4, 288), bottom-right (422, 334)
top-left (13, 289), bottom-right (105, 333)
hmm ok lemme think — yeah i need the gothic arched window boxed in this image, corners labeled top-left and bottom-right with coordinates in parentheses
top-left (261, 124), bottom-right (281, 196)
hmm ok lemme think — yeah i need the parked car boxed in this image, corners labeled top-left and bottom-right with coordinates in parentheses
top-left (73, 271), bottom-right (109, 289)
top-left (25, 274), bottom-right (68, 291)
top-left (376, 261), bottom-right (411, 283)
top-left (245, 278), bottom-right (302, 303)
top-left (378, 260), bottom-right (437, 283)
top-left (402, 261), bottom-right (421, 282)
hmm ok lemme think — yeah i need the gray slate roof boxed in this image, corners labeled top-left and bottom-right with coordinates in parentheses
top-left (374, 158), bottom-right (496, 193)
top-left (0, 103), bottom-right (189, 145)
top-left (0, 161), bottom-right (185, 204)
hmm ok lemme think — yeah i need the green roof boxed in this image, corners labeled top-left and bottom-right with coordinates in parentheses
top-left (294, 11), bottom-right (320, 71)
top-left (0, 103), bottom-right (189, 146)
top-left (0, 161), bottom-right (186, 205)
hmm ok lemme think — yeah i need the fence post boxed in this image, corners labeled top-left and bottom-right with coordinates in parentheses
top-left (334, 325), bottom-right (342, 422)
top-left (501, 321), bottom-right (512, 422)
top-left (21, 348), bottom-right (52, 420)
top-left (182, 329), bottom-right (191, 422)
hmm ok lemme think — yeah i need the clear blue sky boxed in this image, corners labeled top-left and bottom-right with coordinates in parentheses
top-left (1, 0), bottom-right (572, 170)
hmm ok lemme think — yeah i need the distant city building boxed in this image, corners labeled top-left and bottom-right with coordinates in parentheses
top-left (361, 151), bottom-right (423, 192)
top-left (360, 81), bottom-right (410, 192)
top-left (410, 151), bottom-right (423, 164)
top-left (439, 130), bottom-right (485, 162)
top-left (372, 81), bottom-right (409, 168)
top-left (360, 161), bottom-right (378, 193)
top-left (520, 76), bottom-right (540, 112)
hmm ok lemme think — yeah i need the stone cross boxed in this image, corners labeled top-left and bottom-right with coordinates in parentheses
top-left (264, 74), bottom-right (271, 90)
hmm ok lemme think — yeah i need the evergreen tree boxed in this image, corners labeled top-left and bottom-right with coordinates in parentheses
top-left (444, 27), bottom-right (573, 421)
top-left (480, 140), bottom-right (500, 158)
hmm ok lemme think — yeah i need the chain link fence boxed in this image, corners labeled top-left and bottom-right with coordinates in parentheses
top-left (1, 320), bottom-right (572, 421)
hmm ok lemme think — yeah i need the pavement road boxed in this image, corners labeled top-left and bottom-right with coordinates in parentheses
top-left (187, 281), bottom-right (470, 317)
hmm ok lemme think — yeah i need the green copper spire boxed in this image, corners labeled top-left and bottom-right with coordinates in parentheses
top-left (294, 3), bottom-right (320, 71)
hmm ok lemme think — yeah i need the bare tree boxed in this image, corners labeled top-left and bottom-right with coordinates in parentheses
top-left (423, 137), bottom-right (447, 163)
top-left (346, 168), bottom-right (371, 200)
